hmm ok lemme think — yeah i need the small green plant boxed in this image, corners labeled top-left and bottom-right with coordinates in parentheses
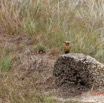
top-left (35, 44), bottom-right (46, 53)
top-left (0, 55), bottom-right (12, 71)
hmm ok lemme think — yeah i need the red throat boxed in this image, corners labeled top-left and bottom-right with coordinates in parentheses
top-left (65, 43), bottom-right (70, 46)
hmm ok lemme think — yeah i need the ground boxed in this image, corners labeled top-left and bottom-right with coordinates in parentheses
top-left (0, 32), bottom-right (104, 103)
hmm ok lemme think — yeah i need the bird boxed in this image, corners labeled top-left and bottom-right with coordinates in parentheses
top-left (63, 41), bottom-right (71, 54)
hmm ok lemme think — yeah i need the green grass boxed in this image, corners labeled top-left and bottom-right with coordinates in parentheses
top-left (0, 55), bottom-right (11, 71)
top-left (35, 43), bottom-right (46, 53)
top-left (95, 49), bottom-right (104, 62)
top-left (0, 0), bottom-right (103, 62)
top-left (0, 47), bottom-right (12, 71)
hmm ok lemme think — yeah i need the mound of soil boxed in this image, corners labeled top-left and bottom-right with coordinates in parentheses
top-left (53, 53), bottom-right (104, 97)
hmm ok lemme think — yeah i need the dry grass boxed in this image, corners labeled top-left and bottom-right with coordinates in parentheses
top-left (0, 46), bottom-right (51, 103)
top-left (0, 0), bottom-right (104, 62)
top-left (0, 0), bottom-right (104, 103)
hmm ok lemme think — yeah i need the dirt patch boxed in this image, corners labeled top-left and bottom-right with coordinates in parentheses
top-left (0, 33), bottom-right (104, 103)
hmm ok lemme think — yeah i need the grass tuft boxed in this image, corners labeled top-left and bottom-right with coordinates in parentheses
top-left (35, 43), bottom-right (46, 53)
top-left (0, 55), bottom-right (12, 71)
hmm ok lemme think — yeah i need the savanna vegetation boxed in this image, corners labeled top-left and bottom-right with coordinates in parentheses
top-left (0, 0), bottom-right (104, 103)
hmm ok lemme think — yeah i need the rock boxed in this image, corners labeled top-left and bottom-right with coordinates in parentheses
top-left (53, 53), bottom-right (104, 89)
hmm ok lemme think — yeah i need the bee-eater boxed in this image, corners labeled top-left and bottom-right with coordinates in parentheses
top-left (63, 41), bottom-right (71, 54)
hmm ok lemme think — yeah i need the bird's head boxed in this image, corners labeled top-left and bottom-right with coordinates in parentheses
top-left (63, 41), bottom-right (70, 47)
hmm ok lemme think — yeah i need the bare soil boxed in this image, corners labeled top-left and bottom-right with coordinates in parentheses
top-left (0, 33), bottom-right (104, 103)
